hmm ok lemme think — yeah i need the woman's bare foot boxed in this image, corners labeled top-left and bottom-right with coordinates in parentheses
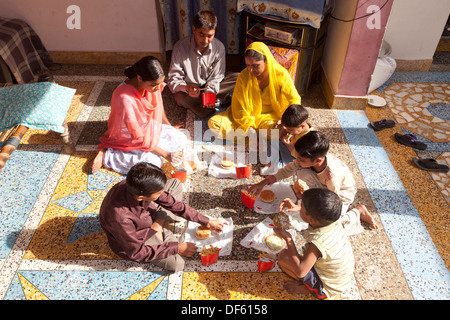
top-left (356, 204), bottom-right (379, 230)
top-left (283, 280), bottom-right (310, 295)
top-left (91, 149), bottom-right (105, 174)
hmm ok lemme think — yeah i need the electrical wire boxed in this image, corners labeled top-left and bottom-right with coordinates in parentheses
top-left (330, 0), bottom-right (391, 22)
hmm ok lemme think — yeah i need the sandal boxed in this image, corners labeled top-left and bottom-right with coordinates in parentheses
top-left (394, 133), bottom-right (427, 150)
top-left (412, 158), bottom-right (449, 173)
top-left (369, 119), bottom-right (395, 131)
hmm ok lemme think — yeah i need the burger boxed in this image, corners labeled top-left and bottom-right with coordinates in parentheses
top-left (265, 234), bottom-right (285, 251)
top-left (273, 211), bottom-right (290, 229)
top-left (293, 179), bottom-right (309, 194)
top-left (259, 189), bottom-right (275, 203)
top-left (195, 226), bottom-right (211, 240)
top-left (220, 157), bottom-right (235, 170)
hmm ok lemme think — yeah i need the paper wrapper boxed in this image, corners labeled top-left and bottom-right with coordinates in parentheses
top-left (240, 217), bottom-right (297, 254)
top-left (207, 149), bottom-right (247, 179)
top-left (185, 217), bottom-right (233, 256)
top-left (165, 149), bottom-right (206, 181)
top-left (180, 149), bottom-right (207, 175)
top-left (254, 182), bottom-right (297, 214)
top-left (284, 207), bottom-right (309, 231)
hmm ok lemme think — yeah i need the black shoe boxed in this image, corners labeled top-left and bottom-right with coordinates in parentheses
top-left (369, 119), bottom-right (395, 131)
top-left (394, 133), bottom-right (427, 150)
top-left (412, 158), bottom-right (449, 173)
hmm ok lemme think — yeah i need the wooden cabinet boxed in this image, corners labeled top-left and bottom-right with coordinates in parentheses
top-left (240, 8), bottom-right (330, 96)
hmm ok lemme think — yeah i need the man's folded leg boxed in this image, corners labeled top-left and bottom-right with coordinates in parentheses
top-left (144, 230), bottom-right (186, 273)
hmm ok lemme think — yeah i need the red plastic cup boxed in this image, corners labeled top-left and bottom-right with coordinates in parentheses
top-left (235, 164), bottom-right (252, 179)
top-left (171, 170), bottom-right (187, 183)
top-left (200, 250), bottom-right (220, 266)
top-left (257, 259), bottom-right (275, 273)
top-left (241, 189), bottom-right (256, 209)
top-left (202, 92), bottom-right (216, 107)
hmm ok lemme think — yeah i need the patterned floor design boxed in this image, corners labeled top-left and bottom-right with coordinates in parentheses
top-left (0, 68), bottom-right (448, 302)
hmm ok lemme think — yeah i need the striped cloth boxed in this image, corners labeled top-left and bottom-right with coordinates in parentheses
top-left (304, 221), bottom-right (355, 298)
top-left (0, 18), bottom-right (52, 84)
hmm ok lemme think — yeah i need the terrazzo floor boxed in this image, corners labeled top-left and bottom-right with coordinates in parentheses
top-left (0, 63), bottom-right (449, 303)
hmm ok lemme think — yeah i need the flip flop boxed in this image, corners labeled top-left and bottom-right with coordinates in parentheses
top-left (394, 133), bottom-right (427, 150)
top-left (369, 119), bottom-right (395, 131)
top-left (412, 158), bottom-right (449, 173)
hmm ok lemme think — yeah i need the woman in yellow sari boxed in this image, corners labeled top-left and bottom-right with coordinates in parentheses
top-left (208, 42), bottom-right (301, 140)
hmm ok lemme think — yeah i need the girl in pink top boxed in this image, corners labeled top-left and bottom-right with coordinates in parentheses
top-left (91, 56), bottom-right (187, 174)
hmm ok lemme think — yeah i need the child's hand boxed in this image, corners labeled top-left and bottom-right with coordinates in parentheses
top-left (279, 198), bottom-right (300, 212)
top-left (248, 175), bottom-right (275, 196)
top-left (281, 135), bottom-right (291, 145)
top-left (273, 226), bottom-right (291, 241)
top-left (178, 242), bottom-right (198, 257)
top-left (247, 182), bottom-right (264, 197)
top-left (170, 151), bottom-right (184, 166)
top-left (207, 219), bottom-right (223, 233)
top-left (273, 120), bottom-right (282, 130)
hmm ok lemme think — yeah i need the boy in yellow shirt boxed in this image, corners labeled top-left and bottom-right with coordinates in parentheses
top-left (275, 188), bottom-right (354, 299)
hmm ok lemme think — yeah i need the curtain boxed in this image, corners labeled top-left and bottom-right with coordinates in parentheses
top-left (158, 0), bottom-right (240, 54)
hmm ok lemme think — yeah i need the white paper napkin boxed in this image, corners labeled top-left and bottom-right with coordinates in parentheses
top-left (240, 217), bottom-right (297, 254)
top-left (207, 148), bottom-right (249, 179)
top-left (185, 217), bottom-right (233, 256)
top-left (253, 182), bottom-right (297, 214)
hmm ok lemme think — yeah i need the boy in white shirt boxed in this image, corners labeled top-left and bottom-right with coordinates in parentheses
top-left (249, 131), bottom-right (379, 234)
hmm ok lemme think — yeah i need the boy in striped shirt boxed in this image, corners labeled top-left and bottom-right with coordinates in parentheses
top-left (275, 188), bottom-right (354, 299)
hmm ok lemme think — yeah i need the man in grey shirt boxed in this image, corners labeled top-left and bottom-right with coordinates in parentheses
top-left (168, 10), bottom-right (238, 118)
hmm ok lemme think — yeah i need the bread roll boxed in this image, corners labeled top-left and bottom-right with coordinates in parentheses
top-left (265, 234), bottom-right (285, 251)
top-left (195, 226), bottom-right (211, 240)
top-left (259, 189), bottom-right (275, 203)
top-left (293, 179), bottom-right (309, 194)
top-left (273, 211), bottom-right (290, 229)
top-left (220, 157), bottom-right (235, 170)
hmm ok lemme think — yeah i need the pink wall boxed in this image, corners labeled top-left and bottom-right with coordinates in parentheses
top-left (336, 0), bottom-right (394, 96)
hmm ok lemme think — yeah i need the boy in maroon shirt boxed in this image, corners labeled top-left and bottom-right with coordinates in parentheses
top-left (99, 162), bottom-right (223, 272)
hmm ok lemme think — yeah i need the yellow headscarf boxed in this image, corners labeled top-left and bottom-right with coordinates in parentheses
top-left (230, 42), bottom-right (301, 132)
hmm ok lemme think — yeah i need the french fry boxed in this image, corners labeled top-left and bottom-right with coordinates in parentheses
top-left (199, 244), bottom-right (220, 256)
top-left (241, 189), bottom-right (256, 199)
top-left (258, 252), bottom-right (274, 262)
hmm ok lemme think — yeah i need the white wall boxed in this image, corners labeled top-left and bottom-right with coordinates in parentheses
top-left (383, 0), bottom-right (449, 60)
top-left (0, 0), bottom-right (161, 52)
